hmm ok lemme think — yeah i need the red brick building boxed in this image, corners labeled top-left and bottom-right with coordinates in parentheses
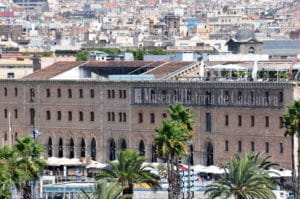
top-left (0, 61), bottom-right (297, 169)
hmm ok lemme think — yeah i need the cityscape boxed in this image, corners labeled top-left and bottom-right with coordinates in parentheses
top-left (0, 0), bottom-right (300, 198)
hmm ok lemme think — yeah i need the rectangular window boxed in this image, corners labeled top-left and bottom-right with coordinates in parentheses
top-left (68, 111), bottom-right (72, 121)
top-left (4, 87), bottom-right (7, 96)
top-left (68, 89), bottom-right (72, 98)
top-left (280, 142), bottom-right (284, 153)
top-left (238, 115), bottom-right (242, 126)
top-left (79, 89), bottom-right (83, 98)
top-left (57, 111), bottom-right (61, 121)
top-left (238, 140), bottom-right (242, 152)
top-left (150, 113), bottom-right (155, 124)
top-left (251, 115), bottom-right (255, 127)
top-left (46, 88), bottom-right (50, 97)
top-left (123, 90), bottom-right (126, 98)
top-left (90, 112), bottom-right (94, 121)
top-left (138, 113), bottom-right (143, 123)
top-left (111, 112), bottom-right (115, 121)
top-left (225, 140), bottom-right (229, 151)
top-left (162, 113), bottom-right (167, 119)
top-left (30, 109), bottom-right (35, 125)
top-left (90, 89), bottom-right (94, 98)
top-left (46, 111), bottom-right (51, 120)
top-left (123, 112), bottom-right (126, 122)
top-left (4, 109), bottom-right (7, 118)
top-left (119, 90), bottom-right (122, 98)
top-left (119, 112), bottom-right (122, 122)
top-left (265, 142), bottom-right (269, 153)
top-left (14, 88), bottom-right (18, 97)
top-left (107, 90), bottom-right (111, 98)
top-left (15, 109), bottom-right (18, 119)
top-left (206, 112), bottom-right (212, 132)
top-left (57, 88), bottom-right (61, 98)
top-left (265, 116), bottom-right (269, 127)
top-left (79, 111), bottom-right (83, 121)
top-left (225, 115), bottom-right (229, 126)
top-left (107, 112), bottom-right (111, 121)
top-left (251, 141), bottom-right (255, 152)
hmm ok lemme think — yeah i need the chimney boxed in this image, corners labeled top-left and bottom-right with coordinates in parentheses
top-left (32, 54), bottom-right (41, 71)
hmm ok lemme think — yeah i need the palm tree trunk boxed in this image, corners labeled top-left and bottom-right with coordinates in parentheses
top-left (167, 157), bottom-right (174, 199)
top-left (22, 181), bottom-right (32, 199)
top-left (123, 184), bottom-right (134, 199)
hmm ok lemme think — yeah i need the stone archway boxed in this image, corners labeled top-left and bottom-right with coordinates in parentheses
top-left (80, 138), bottom-right (86, 158)
top-left (139, 140), bottom-right (145, 156)
top-left (47, 137), bottom-right (52, 157)
top-left (70, 138), bottom-right (74, 158)
top-left (91, 138), bottom-right (96, 160)
top-left (206, 142), bottom-right (214, 166)
top-left (120, 139), bottom-right (127, 150)
top-left (109, 138), bottom-right (116, 161)
top-left (58, 138), bottom-right (63, 158)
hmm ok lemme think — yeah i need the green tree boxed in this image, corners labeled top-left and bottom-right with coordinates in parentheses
top-left (14, 137), bottom-right (46, 199)
top-left (148, 47), bottom-right (166, 55)
top-left (0, 146), bottom-right (17, 198)
top-left (94, 47), bottom-right (121, 55)
top-left (81, 179), bottom-right (125, 199)
top-left (168, 103), bottom-right (195, 133)
top-left (205, 153), bottom-right (276, 199)
top-left (0, 137), bottom-right (46, 199)
top-left (76, 51), bottom-right (88, 61)
top-left (283, 100), bottom-right (300, 197)
top-left (97, 149), bottom-right (160, 198)
top-left (153, 103), bottom-right (195, 199)
top-left (153, 119), bottom-right (189, 199)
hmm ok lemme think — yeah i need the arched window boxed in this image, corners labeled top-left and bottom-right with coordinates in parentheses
top-left (151, 145), bottom-right (157, 162)
top-left (58, 138), bottom-right (63, 158)
top-left (70, 138), bottom-right (74, 158)
top-left (139, 140), bottom-right (145, 156)
top-left (91, 138), bottom-right (96, 160)
top-left (121, 139), bottom-right (127, 150)
top-left (248, 47), bottom-right (255, 54)
top-left (47, 137), bottom-right (52, 157)
top-left (80, 138), bottom-right (86, 157)
top-left (109, 139), bottom-right (116, 161)
top-left (207, 143), bottom-right (214, 166)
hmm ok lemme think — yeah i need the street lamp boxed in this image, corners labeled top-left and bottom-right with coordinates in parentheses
top-left (32, 129), bottom-right (41, 199)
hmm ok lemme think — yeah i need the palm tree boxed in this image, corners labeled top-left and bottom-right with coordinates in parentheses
top-left (205, 152), bottom-right (276, 199)
top-left (81, 179), bottom-right (125, 199)
top-left (97, 149), bottom-right (160, 198)
top-left (0, 146), bottom-right (16, 198)
top-left (282, 100), bottom-right (300, 198)
top-left (13, 137), bottom-right (46, 199)
top-left (168, 103), bottom-right (195, 134)
top-left (153, 119), bottom-right (190, 199)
